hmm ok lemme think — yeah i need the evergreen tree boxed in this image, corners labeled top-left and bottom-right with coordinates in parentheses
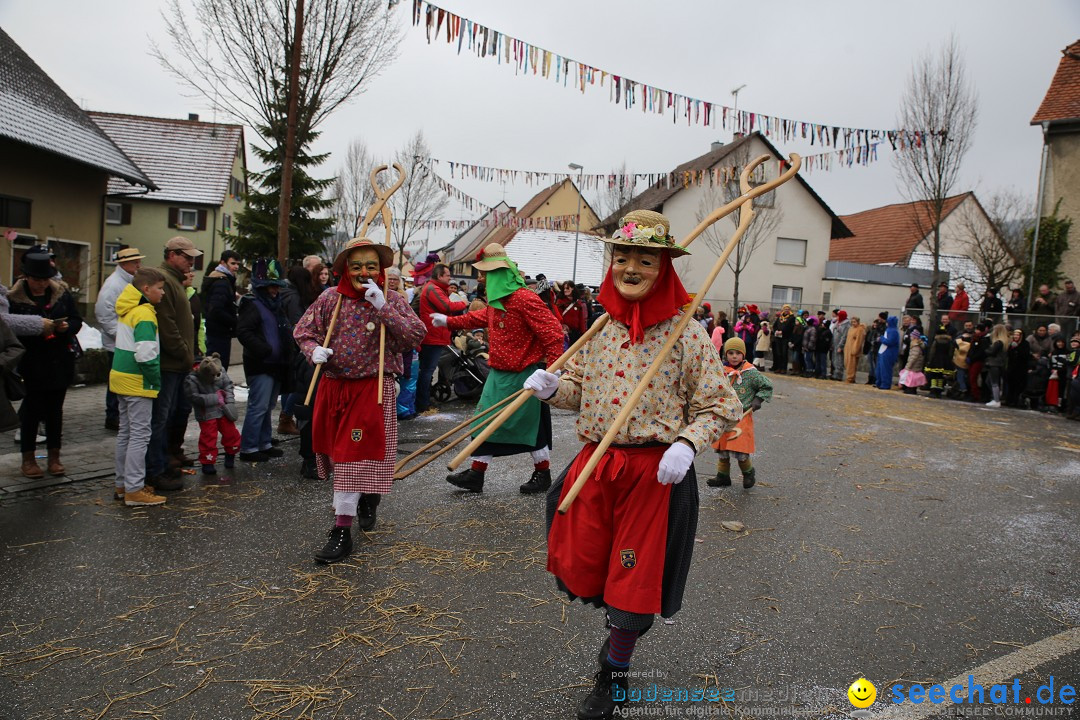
top-left (229, 94), bottom-right (334, 260)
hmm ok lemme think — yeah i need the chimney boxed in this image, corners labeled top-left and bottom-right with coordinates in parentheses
top-left (732, 132), bottom-right (745, 140)
top-left (711, 141), bottom-right (725, 151)
top-left (188, 113), bottom-right (199, 122)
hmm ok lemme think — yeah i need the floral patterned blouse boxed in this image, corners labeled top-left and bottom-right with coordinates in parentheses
top-left (547, 315), bottom-right (742, 452)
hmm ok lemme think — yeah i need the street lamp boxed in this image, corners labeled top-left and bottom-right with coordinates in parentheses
top-left (568, 163), bottom-right (583, 283)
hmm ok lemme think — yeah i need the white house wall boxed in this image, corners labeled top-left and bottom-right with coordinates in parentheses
top-left (666, 137), bottom-right (834, 314)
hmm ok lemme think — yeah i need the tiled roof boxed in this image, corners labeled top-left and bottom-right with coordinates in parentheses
top-left (0, 27), bottom-right (153, 188)
top-left (597, 132), bottom-right (852, 239)
top-left (498, 228), bottom-right (608, 288)
top-left (89, 112), bottom-right (244, 206)
top-left (436, 202), bottom-right (513, 265)
top-left (1032, 40), bottom-right (1080, 124)
top-left (830, 194), bottom-right (970, 264)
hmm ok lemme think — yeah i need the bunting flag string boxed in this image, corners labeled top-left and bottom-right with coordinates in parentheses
top-left (386, 214), bottom-right (582, 232)
top-left (411, 0), bottom-right (925, 150)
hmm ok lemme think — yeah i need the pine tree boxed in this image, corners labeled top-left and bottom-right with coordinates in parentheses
top-left (229, 94), bottom-right (334, 260)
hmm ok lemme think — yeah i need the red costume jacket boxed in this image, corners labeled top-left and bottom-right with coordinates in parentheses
top-left (446, 288), bottom-right (564, 372)
top-left (419, 279), bottom-right (467, 346)
top-left (555, 297), bottom-right (587, 335)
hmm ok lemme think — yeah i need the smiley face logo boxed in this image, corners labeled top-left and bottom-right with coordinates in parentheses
top-left (847, 678), bottom-right (877, 709)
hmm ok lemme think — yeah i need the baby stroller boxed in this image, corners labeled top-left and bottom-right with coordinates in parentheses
top-left (432, 334), bottom-right (490, 402)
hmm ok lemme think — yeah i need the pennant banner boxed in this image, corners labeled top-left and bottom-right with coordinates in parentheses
top-left (411, 1), bottom-right (925, 150)
top-left (388, 213), bottom-right (582, 231)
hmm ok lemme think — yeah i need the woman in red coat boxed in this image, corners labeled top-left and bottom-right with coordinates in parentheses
top-left (555, 280), bottom-right (588, 346)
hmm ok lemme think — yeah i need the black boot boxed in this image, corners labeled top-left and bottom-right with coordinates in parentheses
top-left (300, 456), bottom-right (318, 480)
top-left (314, 526), bottom-right (352, 564)
top-left (742, 467), bottom-right (757, 489)
top-left (356, 494), bottom-right (381, 532)
top-left (707, 472), bottom-right (731, 488)
top-left (577, 653), bottom-right (628, 720)
top-left (446, 468), bottom-right (485, 493)
top-left (519, 468), bottom-right (551, 495)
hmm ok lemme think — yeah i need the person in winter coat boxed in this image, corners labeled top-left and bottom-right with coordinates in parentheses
top-left (1005, 329), bottom-right (1031, 407)
top-left (734, 309), bottom-right (759, 350)
top-left (1054, 279), bottom-right (1080, 320)
top-left (831, 310), bottom-right (850, 380)
top-left (842, 316), bottom-right (867, 383)
top-left (899, 334), bottom-right (927, 395)
top-left (949, 282), bottom-right (971, 327)
top-left (110, 269), bottom-right (166, 506)
top-left (924, 323), bottom-right (955, 398)
top-left (237, 259), bottom-right (296, 461)
top-left (0, 315), bottom-right (25, 433)
top-left (983, 324), bottom-right (1010, 407)
top-left (1005, 288), bottom-right (1027, 317)
top-left (951, 332), bottom-right (972, 398)
top-left (814, 319), bottom-right (832, 379)
top-left (95, 246), bottom-right (144, 430)
top-left (708, 337), bottom-right (772, 489)
top-left (1026, 325), bottom-right (1053, 356)
top-left (966, 323), bottom-right (991, 402)
top-left (184, 352), bottom-right (239, 474)
top-left (771, 305), bottom-right (795, 374)
top-left (200, 249), bottom-right (241, 369)
top-left (904, 284), bottom-right (924, 320)
top-left (875, 316), bottom-right (900, 390)
top-left (980, 289), bottom-right (1004, 321)
top-left (9, 247), bottom-right (83, 478)
top-left (555, 280), bottom-right (588, 347)
top-left (1047, 335), bottom-right (1069, 410)
top-left (801, 316), bottom-right (818, 377)
top-left (1025, 351), bottom-right (1052, 411)
top-left (754, 321), bottom-right (771, 370)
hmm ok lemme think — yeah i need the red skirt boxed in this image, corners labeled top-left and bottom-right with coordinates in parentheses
top-left (547, 444), bottom-right (671, 614)
top-left (313, 375), bottom-right (386, 462)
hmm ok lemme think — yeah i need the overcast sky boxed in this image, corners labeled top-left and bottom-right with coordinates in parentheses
top-left (2, 0), bottom-right (1077, 250)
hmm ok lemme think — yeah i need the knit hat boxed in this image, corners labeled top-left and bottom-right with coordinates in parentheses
top-left (837, 310), bottom-right (848, 321)
top-left (722, 337), bottom-right (746, 356)
top-left (605, 210), bottom-right (689, 257)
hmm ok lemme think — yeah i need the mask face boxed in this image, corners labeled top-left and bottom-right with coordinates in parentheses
top-left (611, 246), bottom-right (660, 302)
top-left (347, 248), bottom-right (381, 291)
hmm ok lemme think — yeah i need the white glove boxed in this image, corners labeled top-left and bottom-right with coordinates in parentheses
top-left (523, 368), bottom-right (561, 399)
top-left (431, 313), bottom-right (448, 328)
top-left (363, 279), bottom-right (386, 311)
top-left (657, 441), bottom-right (695, 485)
top-left (312, 346), bottom-right (333, 365)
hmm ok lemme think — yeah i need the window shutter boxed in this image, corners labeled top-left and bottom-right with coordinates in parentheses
top-left (196, 209), bottom-right (207, 231)
top-left (121, 203), bottom-right (132, 225)
top-left (168, 207), bottom-right (178, 228)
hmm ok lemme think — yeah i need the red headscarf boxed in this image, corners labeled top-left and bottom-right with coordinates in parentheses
top-left (597, 251), bottom-right (690, 344)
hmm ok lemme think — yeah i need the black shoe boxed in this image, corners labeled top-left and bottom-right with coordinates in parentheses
top-left (707, 472), bottom-right (731, 488)
top-left (356, 494), bottom-right (381, 532)
top-left (742, 467), bottom-right (757, 489)
top-left (270, 438), bottom-right (281, 446)
top-left (446, 468), bottom-right (485, 493)
top-left (224, 455), bottom-right (235, 469)
top-left (202, 464), bottom-right (217, 475)
top-left (314, 526), bottom-right (352, 564)
top-left (104, 417), bottom-right (119, 431)
top-left (520, 468), bottom-right (551, 495)
top-left (262, 447), bottom-right (285, 458)
top-left (300, 457), bottom-right (318, 480)
top-left (577, 655), bottom-right (628, 720)
top-left (151, 473), bottom-right (185, 492)
top-left (238, 451), bottom-right (269, 462)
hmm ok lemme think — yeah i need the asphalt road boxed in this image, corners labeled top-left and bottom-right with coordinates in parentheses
top-left (1, 374), bottom-right (1077, 720)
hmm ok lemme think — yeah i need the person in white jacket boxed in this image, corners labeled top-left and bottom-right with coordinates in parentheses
top-left (94, 247), bottom-right (144, 430)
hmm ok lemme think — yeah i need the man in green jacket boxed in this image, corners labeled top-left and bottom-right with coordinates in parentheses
top-left (147, 236), bottom-right (202, 491)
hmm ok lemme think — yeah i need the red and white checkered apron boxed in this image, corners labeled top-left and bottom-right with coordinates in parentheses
top-left (316, 376), bottom-right (397, 495)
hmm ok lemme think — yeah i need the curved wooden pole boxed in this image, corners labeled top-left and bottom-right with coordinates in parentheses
top-left (447, 153), bottom-right (796, 471)
top-left (557, 154), bottom-right (801, 514)
top-left (393, 389), bottom-right (526, 480)
top-left (297, 294), bottom-right (343, 417)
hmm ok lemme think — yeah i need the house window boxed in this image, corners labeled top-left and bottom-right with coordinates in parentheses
top-left (771, 285), bottom-right (802, 307)
top-left (775, 237), bottom-right (807, 266)
top-left (0, 194), bottom-right (32, 228)
top-left (822, 291), bottom-right (831, 310)
top-left (177, 208), bottom-right (198, 230)
top-left (104, 241), bottom-right (123, 265)
top-left (105, 203), bottom-right (123, 225)
top-left (222, 213), bottom-right (231, 231)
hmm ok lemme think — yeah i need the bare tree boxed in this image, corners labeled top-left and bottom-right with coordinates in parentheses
top-left (331, 139), bottom-right (379, 238)
top-left (389, 132), bottom-right (449, 269)
top-left (595, 162), bottom-right (637, 222)
top-left (154, 0), bottom-right (402, 260)
top-left (695, 166), bottom-right (781, 312)
top-left (895, 35), bottom-right (979, 320)
top-left (959, 190), bottom-right (1032, 296)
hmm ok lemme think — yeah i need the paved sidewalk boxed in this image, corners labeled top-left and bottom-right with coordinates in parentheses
top-left (0, 352), bottom-right (267, 498)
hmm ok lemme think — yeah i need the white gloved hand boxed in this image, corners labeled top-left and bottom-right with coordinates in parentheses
top-left (523, 368), bottom-right (561, 399)
top-left (311, 346), bottom-right (334, 365)
top-left (431, 313), bottom-right (448, 328)
top-left (363, 279), bottom-right (386, 311)
top-left (657, 441), bottom-right (695, 485)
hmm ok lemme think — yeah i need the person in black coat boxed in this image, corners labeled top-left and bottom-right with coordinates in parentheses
top-left (236, 259), bottom-right (296, 461)
top-left (201, 250), bottom-right (241, 369)
top-left (8, 248), bottom-right (82, 477)
top-left (814, 320), bottom-right (833, 379)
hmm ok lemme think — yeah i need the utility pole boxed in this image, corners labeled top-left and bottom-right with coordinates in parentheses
top-left (568, 163), bottom-right (583, 283)
top-left (277, 0), bottom-right (305, 265)
top-left (731, 84), bottom-right (746, 134)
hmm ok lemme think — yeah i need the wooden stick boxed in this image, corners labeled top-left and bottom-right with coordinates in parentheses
top-left (301, 294), bottom-right (343, 408)
top-left (446, 314), bottom-right (610, 471)
top-left (557, 153), bottom-right (801, 514)
top-left (393, 390), bottom-right (526, 479)
top-left (447, 154), bottom-right (795, 470)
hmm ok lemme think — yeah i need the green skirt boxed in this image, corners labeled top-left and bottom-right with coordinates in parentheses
top-left (471, 365), bottom-right (551, 456)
